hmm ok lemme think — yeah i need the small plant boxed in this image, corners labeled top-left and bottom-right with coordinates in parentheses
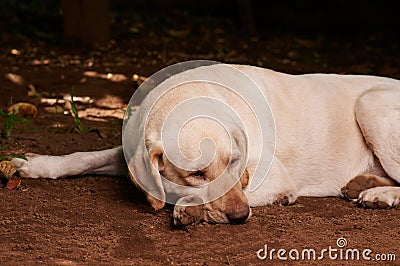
top-left (112, 119), bottom-right (123, 130)
top-left (0, 144), bottom-right (27, 161)
top-left (69, 87), bottom-right (95, 134)
top-left (0, 108), bottom-right (31, 139)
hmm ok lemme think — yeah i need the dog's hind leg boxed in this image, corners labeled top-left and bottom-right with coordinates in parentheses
top-left (351, 86), bottom-right (400, 208)
top-left (11, 146), bottom-right (128, 179)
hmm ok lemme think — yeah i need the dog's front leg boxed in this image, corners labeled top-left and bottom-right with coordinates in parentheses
top-left (246, 158), bottom-right (298, 207)
top-left (11, 147), bottom-right (127, 179)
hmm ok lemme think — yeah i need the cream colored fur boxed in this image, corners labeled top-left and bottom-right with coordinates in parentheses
top-left (12, 64), bottom-right (400, 224)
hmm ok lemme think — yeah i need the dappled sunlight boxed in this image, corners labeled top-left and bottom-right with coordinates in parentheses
top-left (96, 94), bottom-right (125, 109)
top-left (76, 107), bottom-right (125, 122)
top-left (83, 71), bottom-right (128, 82)
top-left (73, 94), bottom-right (127, 121)
top-left (5, 73), bottom-right (24, 86)
top-left (82, 71), bottom-right (147, 84)
top-left (31, 59), bottom-right (50, 66)
top-left (62, 94), bottom-right (93, 104)
top-left (49, 121), bottom-right (65, 128)
top-left (9, 49), bottom-right (21, 55)
top-left (3, 69), bottom-right (135, 125)
top-left (40, 92), bottom-right (127, 122)
top-left (40, 94), bottom-right (93, 106)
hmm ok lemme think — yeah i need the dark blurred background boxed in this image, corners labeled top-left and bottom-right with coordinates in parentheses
top-left (0, 0), bottom-right (398, 44)
top-left (0, 0), bottom-right (399, 80)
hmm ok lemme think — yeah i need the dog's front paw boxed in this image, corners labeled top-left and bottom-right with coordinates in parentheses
top-left (11, 153), bottom-right (47, 178)
top-left (173, 195), bottom-right (205, 226)
top-left (358, 187), bottom-right (400, 209)
top-left (271, 193), bottom-right (297, 206)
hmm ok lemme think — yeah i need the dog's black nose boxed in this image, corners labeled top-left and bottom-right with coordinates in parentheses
top-left (226, 207), bottom-right (250, 224)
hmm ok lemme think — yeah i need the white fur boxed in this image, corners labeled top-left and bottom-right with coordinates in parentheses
top-left (13, 147), bottom-right (127, 179)
top-left (12, 65), bottom-right (400, 210)
top-left (359, 187), bottom-right (400, 207)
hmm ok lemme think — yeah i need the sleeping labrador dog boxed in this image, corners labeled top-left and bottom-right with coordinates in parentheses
top-left (11, 63), bottom-right (400, 225)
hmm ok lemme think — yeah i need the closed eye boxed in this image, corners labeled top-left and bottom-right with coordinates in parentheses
top-left (189, 170), bottom-right (205, 179)
top-left (185, 170), bottom-right (207, 186)
top-left (230, 157), bottom-right (239, 166)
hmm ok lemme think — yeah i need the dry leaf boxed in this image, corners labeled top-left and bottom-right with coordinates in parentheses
top-left (8, 102), bottom-right (38, 118)
top-left (5, 179), bottom-right (21, 189)
top-left (0, 161), bottom-right (16, 179)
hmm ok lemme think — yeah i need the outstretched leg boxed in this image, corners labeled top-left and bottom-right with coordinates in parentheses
top-left (11, 146), bottom-right (128, 179)
top-left (352, 86), bottom-right (400, 208)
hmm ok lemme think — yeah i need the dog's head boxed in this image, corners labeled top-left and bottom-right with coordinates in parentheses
top-left (124, 74), bottom-right (260, 224)
top-left (128, 114), bottom-right (251, 224)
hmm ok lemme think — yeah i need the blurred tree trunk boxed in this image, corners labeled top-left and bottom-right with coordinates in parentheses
top-left (236, 0), bottom-right (256, 35)
top-left (61, 0), bottom-right (110, 45)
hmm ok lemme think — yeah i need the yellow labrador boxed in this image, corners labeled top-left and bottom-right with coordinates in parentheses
top-left (12, 64), bottom-right (400, 225)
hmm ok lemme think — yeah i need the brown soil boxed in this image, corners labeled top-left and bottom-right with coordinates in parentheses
top-left (1, 13), bottom-right (399, 265)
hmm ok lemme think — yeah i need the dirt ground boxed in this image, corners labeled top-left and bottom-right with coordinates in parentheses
top-left (1, 11), bottom-right (400, 265)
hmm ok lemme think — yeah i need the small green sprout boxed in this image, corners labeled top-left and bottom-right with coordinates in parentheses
top-left (69, 87), bottom-right (95, 134)
top-left (0, 144), bottom-right (27, 161)
top-left (0, 108), bottom-right (31, 139)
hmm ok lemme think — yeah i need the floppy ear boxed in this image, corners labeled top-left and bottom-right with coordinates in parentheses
top-left (240, 169), bottom-right (249, 188)
top-left (128, 142), bottom-right (166, 210)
